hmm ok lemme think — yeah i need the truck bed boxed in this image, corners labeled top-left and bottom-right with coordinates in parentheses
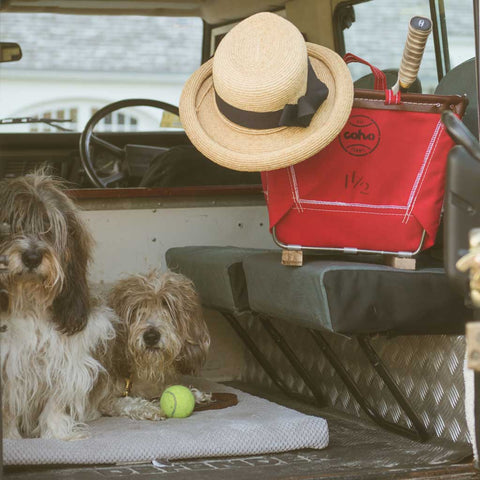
top-left (4, 382), bottom-right (477, 480)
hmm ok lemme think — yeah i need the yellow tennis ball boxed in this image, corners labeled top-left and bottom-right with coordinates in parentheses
top-left (160, 385), bottom-right (195, 418)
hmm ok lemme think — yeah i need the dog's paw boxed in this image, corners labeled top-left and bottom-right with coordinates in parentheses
top-left (136, 400), bottom-right (166, 421)
top-left (3, 415), bottom-right (22, 439)
top-left (64, 427), bottom-right (91, 441)
top-left (189, 386), bottom-right (213, 405)
top-left (3, 426), bottom-right (22, 439)
top-left (110, 396), bottom-right (166, 421)
top-left (41, 420), bottom-right (90, 441)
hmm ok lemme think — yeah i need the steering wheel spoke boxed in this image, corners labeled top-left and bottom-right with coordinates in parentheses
top-left (79, 98), bottom-right (179, 188)
top-left (99, 171), bottom-right (126, 187)
top-left (91, 134), bottom-right (125, 158)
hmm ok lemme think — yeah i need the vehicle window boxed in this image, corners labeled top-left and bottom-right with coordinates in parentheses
top-left (342, 0), bottom-right (474, 93)
top-left (442, 0), bottom-right (475, 69)
top-left (0, 13), bottom-right (202, 133)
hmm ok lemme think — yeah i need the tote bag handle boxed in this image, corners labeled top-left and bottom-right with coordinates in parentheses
top-left (343, 53), bottom-right (387, 91)
top-left (344, 53), bottom-right (401, 104)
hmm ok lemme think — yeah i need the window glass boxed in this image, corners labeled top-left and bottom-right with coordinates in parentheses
top-left (0, 13), bottom-right (203, 132)
top-left (343, 0), bottom-right (473, 93)
top-left (443, 1), bottom-right (475, 68)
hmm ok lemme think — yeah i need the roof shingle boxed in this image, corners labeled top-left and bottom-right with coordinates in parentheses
top-left (0, 13), bottom-right (203, 74)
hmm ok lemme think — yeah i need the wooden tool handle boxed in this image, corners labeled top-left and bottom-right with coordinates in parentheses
top-left (395, 16), bottom-right (432, 93)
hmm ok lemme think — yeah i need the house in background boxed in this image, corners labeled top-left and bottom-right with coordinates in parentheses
top-left (0, 13), bottom-right (202, 132)
top-left (0, 3), bottom-right (474, 133)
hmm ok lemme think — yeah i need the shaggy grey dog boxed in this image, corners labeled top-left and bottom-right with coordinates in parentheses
top-left (0, 173), bottom-right (115, 440)
top-left (93, 270), bottom-right (211, 420)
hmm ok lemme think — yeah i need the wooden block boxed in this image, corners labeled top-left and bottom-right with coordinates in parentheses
top-left (281, 249), bottom-right (303, 267)
top-left (384, 256), bottom-right (416, 270)
top-left (467, 322), bottom-right (480, 371)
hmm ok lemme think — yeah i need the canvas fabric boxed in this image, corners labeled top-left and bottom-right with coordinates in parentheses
top-left (262, 55), bottom-right (465, 253)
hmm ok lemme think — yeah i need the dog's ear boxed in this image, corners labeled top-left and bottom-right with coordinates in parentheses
top-left (163, 272), bottom-right (210, 375)
top-left (176, 313), bottom-right (210, 375)
top-left (0, 283), bottom-right (9, 313)
top-left (51, 264), bottom-right (90, 335)
top-left (51, 214), bottom-right (93, 335)
top-left (110, 316), bottom-right (131, 378)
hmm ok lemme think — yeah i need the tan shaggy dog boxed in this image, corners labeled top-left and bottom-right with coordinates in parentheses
top-left (92, 270), bottom-right (211, 420)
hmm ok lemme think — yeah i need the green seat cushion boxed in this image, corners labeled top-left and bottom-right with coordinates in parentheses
top-left (165, 246), bottom-right (268, 313)
top-left (243, 252), bottom-right (468, 334)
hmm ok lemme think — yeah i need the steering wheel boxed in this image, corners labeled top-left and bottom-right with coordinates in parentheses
top-left (79, 98), bottom-right (179, 188)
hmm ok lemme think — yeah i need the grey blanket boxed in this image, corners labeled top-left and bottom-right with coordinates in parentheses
top-left (4, 378), bottom-right (329, 465)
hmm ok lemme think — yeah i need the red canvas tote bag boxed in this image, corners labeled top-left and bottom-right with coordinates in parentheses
top-left (261, 54), bottom-right (467, 255)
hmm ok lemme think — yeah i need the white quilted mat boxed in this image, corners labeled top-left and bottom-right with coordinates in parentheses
top-left (4, 377), bottom-right (329, 465)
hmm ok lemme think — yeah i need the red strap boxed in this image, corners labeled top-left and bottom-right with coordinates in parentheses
top-left (343, 53), bottom-right (387, 91)
top-left (384, 89), bottom-right (402, 105)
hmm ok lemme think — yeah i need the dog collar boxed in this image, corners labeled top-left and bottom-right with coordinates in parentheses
top-left (123, 377), bottom-right (132, 397)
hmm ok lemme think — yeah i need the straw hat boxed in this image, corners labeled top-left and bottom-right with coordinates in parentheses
top-left (179, 12), bottom-right (354, 172)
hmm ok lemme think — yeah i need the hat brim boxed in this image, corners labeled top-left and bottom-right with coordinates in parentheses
top-left (179, 44), bottom-right (354, 172)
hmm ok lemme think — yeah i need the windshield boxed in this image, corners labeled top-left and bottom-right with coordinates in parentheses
top-left (342, 0), bottom-right (475, 93)
top-left (0, 13), bottom-right (203, 133)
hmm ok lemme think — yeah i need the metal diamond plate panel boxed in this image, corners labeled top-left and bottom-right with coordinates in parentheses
top-left (239, 315), bottom-right (469, 443)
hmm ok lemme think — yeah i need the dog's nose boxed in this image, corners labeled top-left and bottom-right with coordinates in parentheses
top-left (21, 249), bottom-right (43, 269)
top-left (143, 329), bottom-right (161, 347)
